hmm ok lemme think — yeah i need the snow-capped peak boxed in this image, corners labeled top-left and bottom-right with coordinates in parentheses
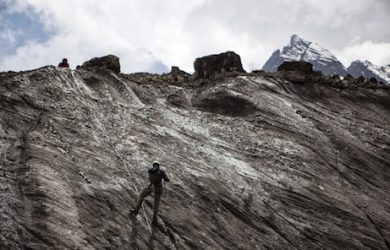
top-left (263, 34), bottom-right (347, 76)
top-left (290, 34), bottom-right (310, 46)
top-left (353, 60), bottom-right (373, 67)
top-left (347, 60), bottom-right (390, 84)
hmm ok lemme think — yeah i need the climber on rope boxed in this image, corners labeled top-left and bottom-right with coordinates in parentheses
top-left (58, 58), bottom-right (69, 68)
top-left (131, 162), bottom-right (170, 224)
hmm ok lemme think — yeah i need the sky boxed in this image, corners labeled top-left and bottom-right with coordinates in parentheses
top-left (0, 0), bottom-right (389, 73)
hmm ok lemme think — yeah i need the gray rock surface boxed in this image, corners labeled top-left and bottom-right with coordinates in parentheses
top-left (1, 62), bottom-right (390, 249)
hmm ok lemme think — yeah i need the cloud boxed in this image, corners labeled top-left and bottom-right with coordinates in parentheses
top-left (0, 0), bottom-right (389, 72)
top-left (0, 29), bottom-right (20, 43)
top-left (337, 41), bottom-right (390, 67)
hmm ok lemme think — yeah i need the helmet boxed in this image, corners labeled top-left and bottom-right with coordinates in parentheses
top-left (152, 162), bottom-right (160, 168)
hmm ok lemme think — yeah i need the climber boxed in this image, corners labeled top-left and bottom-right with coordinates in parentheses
top-left (58, 58), bottom-right (69, 68)
top-left (131, 162), bottom-right (170, 224)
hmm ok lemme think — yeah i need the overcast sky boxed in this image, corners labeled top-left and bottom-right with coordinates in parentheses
top-left (1, 0), bottom-right (389, 73)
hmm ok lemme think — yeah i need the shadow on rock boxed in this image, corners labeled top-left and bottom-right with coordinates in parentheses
top-left (192, 91), bottom-right (258, 116)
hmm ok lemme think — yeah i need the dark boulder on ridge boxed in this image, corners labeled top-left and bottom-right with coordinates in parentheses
top-left (278, 61), bottom-right (314, 74)
top-left (78, 55), bottom-right (121, 73)
top-left (344, 74), bottom-right (354, 81)
top-left (277, 61), bottom-right (321, 83)
top-left (193, 51), bottom-right (245, 79)
top-left (167, 66), bottom-right (191, 83)
top-left (170, 66), bottom-right (189, 76)
top-left (370, 77), bottom-right (378, 83)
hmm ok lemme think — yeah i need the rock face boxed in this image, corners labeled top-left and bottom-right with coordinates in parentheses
top-left (192, 90), bottom-right (258, 116)
top-left (277, 61), bottom-right (314, 74)
top-left (78, 54), bottom-right (121, 73)
top-left (347, 60), bottom-right (390, 84)
top-left (263, 34), bottom-right (348, 76)
top-left (276, 61), bottom-right (323, 84)
top-left (193, 51), bottom-right (245, 79)
top-left (170, 66), bottom-right (188, 76)
top-left (166, 66), bottom-right (191, 83)
top-left (1, 62), bottom-right (390, 249)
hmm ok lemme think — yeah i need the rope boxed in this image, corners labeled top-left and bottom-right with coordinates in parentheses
top-left (113, 149), bottom-right (152, 232)
top-left (69, 69), bottom-right (152, 232)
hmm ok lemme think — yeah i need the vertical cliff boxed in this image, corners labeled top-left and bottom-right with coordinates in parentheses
top-left (1, 59), bottom-right (390, 249)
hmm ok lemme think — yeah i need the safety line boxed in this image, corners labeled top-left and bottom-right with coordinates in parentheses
top-left (113, 149), bottom-right (152, 233)
top-left (64, 69), bottom-right (152, 233)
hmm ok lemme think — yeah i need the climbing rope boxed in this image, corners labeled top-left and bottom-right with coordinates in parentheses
top-left (69, 69), bottom-right (152, 232)
top-left (113, 148), bottom-right (152, 233)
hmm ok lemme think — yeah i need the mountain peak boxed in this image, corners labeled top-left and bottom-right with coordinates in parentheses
top-left (290, 34), bottom-right (309, 45)
top-left (353, 60), bottom-right (374, 66)
top-left (263, 35), bottom-right (347, 76)
top-left (348, 59), bottom-right (390, 83)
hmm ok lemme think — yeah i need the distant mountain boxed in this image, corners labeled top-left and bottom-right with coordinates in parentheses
top-left (262, 34), bottom-right (348, 76)
top-left (347, 60), bottom-right (390, 84)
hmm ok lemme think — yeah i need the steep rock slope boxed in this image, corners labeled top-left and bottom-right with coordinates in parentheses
top-left (348, 60), bottom-right (390, 84)
top-left (262, 35), bottom-right (348, 76)
top-left (1, 64), bottom-right (390, 249)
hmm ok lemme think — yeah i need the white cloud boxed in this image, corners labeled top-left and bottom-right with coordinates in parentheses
top-left (0, 0), bottom-right (389, 73)
top-left (0, 29), bottom-right (21, 43)
top-left (337, 41), bottom-right (390, 67)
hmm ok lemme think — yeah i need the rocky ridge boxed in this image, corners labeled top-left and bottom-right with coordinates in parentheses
top-left (348, 60), bottom-right (390, 85)
top-left (0, 53), bottom-right (390, 249)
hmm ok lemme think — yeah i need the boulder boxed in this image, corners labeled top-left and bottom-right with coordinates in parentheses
top-left (193, 51), bottom-right (245, 79)
top-left (344, 74), bottom-right (355, 81)
top-left (167, 66), bottom-right (190, 82)
top-left (325, 75), bottom-right (343, 88)
top-left (370, 77), bottom-right (378, 83)
top-left (330, 75), bottom-right (341, 81)
top-left (357, 76), bottom-right (365, 83)
top-left (277, 61), bottom-right (313, 74)
top-left (170, 66), bottom-right (189, 76)
top-left (78, 55), bottom-right (121, 73)
top-left (167, 90), bottom-right (190, 107)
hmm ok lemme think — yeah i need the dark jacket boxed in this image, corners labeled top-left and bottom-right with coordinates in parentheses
top-left (148, 167), bottom-right (169, 187)
top-left (58, 62), bottom-right (69, 68)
